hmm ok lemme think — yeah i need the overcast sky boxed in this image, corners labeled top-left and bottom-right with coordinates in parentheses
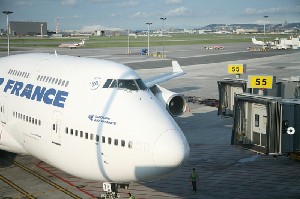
top-left (0, 0), bottom-right (299, 31)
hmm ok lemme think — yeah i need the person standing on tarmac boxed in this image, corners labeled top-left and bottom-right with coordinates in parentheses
top-left (190, 168), bottom-right (199, 193)
top-left (128, 192), bottom-right (135, 199)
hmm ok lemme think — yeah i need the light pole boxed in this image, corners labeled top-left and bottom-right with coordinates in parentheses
top-left (160, 17), bottom-right (166, 57)
top-left (127, 29), bottom-right (130, 54)
top-left (2, 10), bottom-right (13, 55)
top-left (40, 24), bottom-right (43, 38)
top-left (263, 15), bottom-right (268, 42)
top-left (146, 22), bottom-right (152, 56)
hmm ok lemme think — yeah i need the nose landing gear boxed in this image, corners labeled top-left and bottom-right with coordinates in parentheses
top-left (101, 182), bottom-right (129, 199)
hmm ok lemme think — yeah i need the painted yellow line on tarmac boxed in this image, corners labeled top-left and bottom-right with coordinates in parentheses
top-left (0, 175), bottom-right (36, 199)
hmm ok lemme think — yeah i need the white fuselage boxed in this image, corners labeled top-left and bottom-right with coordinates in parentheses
top-left (0, 53), bottom-right (189, 183)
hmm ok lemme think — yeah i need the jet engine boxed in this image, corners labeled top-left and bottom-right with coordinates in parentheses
top-left (150, 85), bottom-right (186, 117)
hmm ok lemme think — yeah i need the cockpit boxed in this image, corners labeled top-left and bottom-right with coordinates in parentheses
top-left (102, 79), bottom-right (147, 91)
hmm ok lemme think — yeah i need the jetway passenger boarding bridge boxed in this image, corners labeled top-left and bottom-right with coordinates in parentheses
top-left (231, 94), bottom-right (300, 155)
top-left (217, 63), bottom-right (300, 156)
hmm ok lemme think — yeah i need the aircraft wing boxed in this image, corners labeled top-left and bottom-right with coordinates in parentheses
top-left (144, 61), bottom-right (186, 88)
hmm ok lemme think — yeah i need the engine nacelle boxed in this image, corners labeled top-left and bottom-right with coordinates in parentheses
top-left (150, 85), bottom-right (186, 117)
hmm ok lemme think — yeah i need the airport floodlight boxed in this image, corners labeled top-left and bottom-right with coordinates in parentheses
top-left (160, 17), bottom-right (166, 57)
top-left (2, 10), bottom-right (13, 55)
top-left (146, 22), bottom-right (152, 56)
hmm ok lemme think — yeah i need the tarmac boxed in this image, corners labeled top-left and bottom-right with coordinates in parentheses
top-left (0, 43), bottom-right (300, 198)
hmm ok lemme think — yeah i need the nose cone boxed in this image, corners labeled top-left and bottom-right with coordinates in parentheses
top-left (152, 130), bottom-right (189, 175)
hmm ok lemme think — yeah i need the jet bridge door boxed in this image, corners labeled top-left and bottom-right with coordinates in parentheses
top-left (251, 103), bottom-right (267, 148)
top-left (51, 111), bottom-right (62, 146)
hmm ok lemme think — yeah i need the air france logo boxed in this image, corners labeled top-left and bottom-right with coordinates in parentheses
top-left (0, 77), bottom-right (68, 108)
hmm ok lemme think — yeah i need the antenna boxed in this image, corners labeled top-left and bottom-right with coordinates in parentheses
top-left (55, 17), bottom-right (58, 34)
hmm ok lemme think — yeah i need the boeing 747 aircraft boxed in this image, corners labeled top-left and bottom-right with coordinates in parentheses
top-left (0, 53), bottom-right (189, 197)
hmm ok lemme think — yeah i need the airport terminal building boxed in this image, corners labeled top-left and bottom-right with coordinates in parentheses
top-left (9, 21), bottom-right (47, 36)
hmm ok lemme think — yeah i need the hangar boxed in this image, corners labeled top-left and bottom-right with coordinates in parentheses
top-left (9, 21), bottom-right (47, 36)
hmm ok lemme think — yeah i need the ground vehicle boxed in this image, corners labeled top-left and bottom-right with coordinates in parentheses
top-left (140, 48), bottom-right (148, 55)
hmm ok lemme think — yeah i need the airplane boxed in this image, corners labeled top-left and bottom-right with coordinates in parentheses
top-left (0, 53), bottom-right (189, 198)
top-left (251, 37), bottom-right (289, 50)
top-left (58, 39), bottom-right (85, 49)
top-left (251, 37), bottom-right (276, 46)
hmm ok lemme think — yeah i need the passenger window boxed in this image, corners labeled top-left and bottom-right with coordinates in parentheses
top-left (96, 135), bottom-right (99, 142)
top-left (85, 132), bottom-right (88, 139)
top-left (128, 141), bottom-right (133, 149)
top-left (52, 124), bottom-right (56, 130)
top-left (108, 137), bottom-right (112, 145)
top-left (114, 139), bottom-right (118, 146)
top-left (38, 120), bottom-right (41, 126)
top-left (90, 134), bottom-right (94, 140)
top-left (121, 140), bottom-right (125, 147)
top-left (75, 130), bottom-right (78, 136)
top-left (65, 81), bottom-right (69, 87)
top-left (70, 129), bottom-right (73, 135)
top-left (80, 131), bottom-right (83, 137)
top-left (66, 127), bottom-right (68, 134)
top-left (102, 136), bottom-right (105, 143)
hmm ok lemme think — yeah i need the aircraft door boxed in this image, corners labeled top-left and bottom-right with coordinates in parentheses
top-left (52, 111), bottom-right (62, 146)
top-left (0, 95), bottom-right (7, 124)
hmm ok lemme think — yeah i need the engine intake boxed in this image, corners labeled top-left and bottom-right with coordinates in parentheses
top-left (150, 85), bottom-right (186, 117)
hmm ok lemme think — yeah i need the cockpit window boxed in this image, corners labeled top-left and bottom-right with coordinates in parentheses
top-left (103, 79), bottom-right (147, 91)
top-left (118, 80), bottom-right (139, 90)
top-left (135, 79), bottom-right (147, 90)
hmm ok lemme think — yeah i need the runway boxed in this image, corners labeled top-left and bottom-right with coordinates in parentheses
top-left (0, 43), bottom-right (300, 198)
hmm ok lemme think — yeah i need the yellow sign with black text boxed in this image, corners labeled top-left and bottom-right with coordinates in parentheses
top-left (248, 75), bottom-right (273, 89)
top-left (228, 64), bottom-right (244, 74)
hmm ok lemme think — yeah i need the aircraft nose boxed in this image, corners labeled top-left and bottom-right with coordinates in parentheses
top-left (152, 130), bottom-right (189, 174)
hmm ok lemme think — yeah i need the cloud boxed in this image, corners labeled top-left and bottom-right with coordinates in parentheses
top-left (245, 6), bottom-right (300, 15)
top-left (165, 0), bottom-right (183, 4)
top-left (61, 0), bottom-right (77, 6)
top-left (165, 7), bottom-right (190, 17)
top-left (60, 15), bottom-right (83, 19)
top-left (130, 11), bottom-right (149, 18)
top-left (80, 25), bottom-right (122, 32)
top-left (15, 1), bottom-right (34, 6)
top-left (118, 1), bottom-right (139, 7)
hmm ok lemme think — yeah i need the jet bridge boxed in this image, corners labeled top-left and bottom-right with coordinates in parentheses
top-left (231, 93), bottom-right (300, 155)
top-left (217, 78), bottom-right (248, 116)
